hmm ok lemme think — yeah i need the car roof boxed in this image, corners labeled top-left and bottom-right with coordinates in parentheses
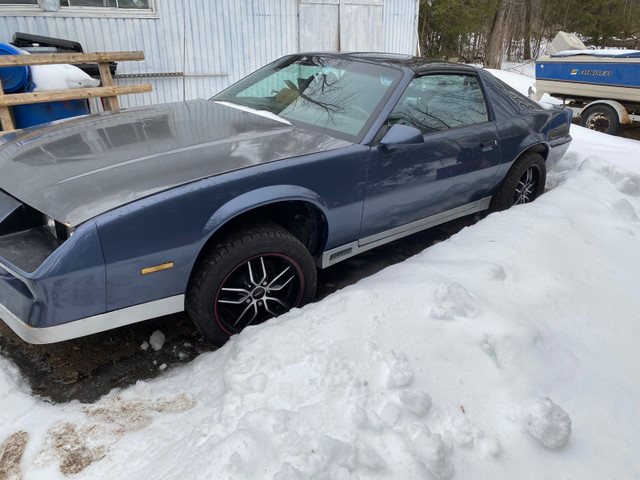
top-left (298, 52), bottom-right (479, 75)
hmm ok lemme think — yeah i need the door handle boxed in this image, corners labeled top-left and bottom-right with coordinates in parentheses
top-left (481, 139), bottom-right (498, 151)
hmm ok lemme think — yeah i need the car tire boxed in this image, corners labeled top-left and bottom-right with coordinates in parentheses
top-left (579, 104), bottom-right (619, 135)
top-left (186, 222), bottom-right (317, 347)
top-left (490, 152), bottom-right (546, 211)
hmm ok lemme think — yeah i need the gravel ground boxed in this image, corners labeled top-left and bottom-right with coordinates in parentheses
top-left (619, 122), bottom-right (640, 141)
top-left (0, 312), bottom-right (208, 404)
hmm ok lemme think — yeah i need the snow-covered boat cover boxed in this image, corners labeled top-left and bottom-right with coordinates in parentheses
top-left (552, 49), bottom-right (640, 58)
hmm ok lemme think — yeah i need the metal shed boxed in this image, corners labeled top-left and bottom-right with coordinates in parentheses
top-left (0, 0), bottom-right (419, 107)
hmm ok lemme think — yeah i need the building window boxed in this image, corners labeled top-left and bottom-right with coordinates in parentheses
top-left (0, 0), bottom-right (149, 6)
top-left (59, 0), bottom-right (149, 8)
top-left (0, 0), bottom-right (156, 17)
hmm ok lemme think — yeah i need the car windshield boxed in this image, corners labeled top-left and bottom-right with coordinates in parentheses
top-left (212, 55), bottom-right (403, 142)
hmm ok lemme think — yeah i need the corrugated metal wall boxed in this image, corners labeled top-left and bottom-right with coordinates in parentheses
top-left (0, 0), bottom-right (418, 107)
top-left (384, 0), bottom-right (420, 55)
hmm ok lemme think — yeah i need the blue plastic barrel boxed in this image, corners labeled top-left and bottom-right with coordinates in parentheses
top-left (13, 99), bottom-right (90, 129)
top-left (0, 43), bottom-right (29, 93)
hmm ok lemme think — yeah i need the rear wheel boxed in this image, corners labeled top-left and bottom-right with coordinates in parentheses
top-left (490, 152), bottom-right (546, 211)
top-left (580, 104), bottom-right (619, 135)
top-left (187, 222), bottom-right (317, 347)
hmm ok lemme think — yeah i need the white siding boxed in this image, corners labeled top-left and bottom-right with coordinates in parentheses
top-left (0, 0), bottom-right (418, 107)
top-left (340, 2), bottom-right (384, 52)
top-left (383, 0), bottom-right (420, 54)
top-left (299, 3), bottom-right (339, 51)
top-left (181, 0), bottom-right (298, 103)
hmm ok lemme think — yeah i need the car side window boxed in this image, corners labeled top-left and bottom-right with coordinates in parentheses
top-left (388, 74), bottom-right (489, 135)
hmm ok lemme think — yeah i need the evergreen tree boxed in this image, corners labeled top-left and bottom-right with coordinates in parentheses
top-left (418, 0), bottom-right (640, 64)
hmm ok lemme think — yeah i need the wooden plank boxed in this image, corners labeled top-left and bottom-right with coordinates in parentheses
top-left (0, 78), bottom-right (16, 132)
top-left (0, 51), bottom-right (145, 67)
top-left (0, 107), bottom-right (15, 132)
top-left (0, 84), bottom-right (152, 107)
top-left (0, 107), bottom-right (12, 131)
top-left (98, 62), bottom-right (119, 111)
top-left (0, 50), bottom-right (151, 132)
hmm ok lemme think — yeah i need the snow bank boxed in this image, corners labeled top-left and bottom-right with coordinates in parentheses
top-left (1, 73), bottom-right (639, 480)
top-left (486, 67), bottom-right (562, 106)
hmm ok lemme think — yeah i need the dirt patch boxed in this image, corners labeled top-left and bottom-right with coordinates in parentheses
top-left (572, 117), bottom-right (640, 141)
top-left (620, 123), bottom-right (640, 141)
top-left (0, 431), bottom-right (29, 480)
top-left (33, 393), bottom-right (196, 476)
top-left (83, 393), bottom-right (197, 432)
top-left (40, 423), bottom-right (107, 476)
top-left (0, 313), bottom-right (210, 404)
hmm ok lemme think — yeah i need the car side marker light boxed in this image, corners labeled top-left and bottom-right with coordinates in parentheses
top-left (141, 262), bottom-right (175, 275)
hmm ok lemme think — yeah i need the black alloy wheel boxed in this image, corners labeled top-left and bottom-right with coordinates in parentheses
top-left (215, 252), bottom-right (306, 335)
top-left (187, 222), bottom-right (317, 347)
top-left (513, 164), bottom-right (540, 205)
top-left (490, 152), bottom-right (546, 211)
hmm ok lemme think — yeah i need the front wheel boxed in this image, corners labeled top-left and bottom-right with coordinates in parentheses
top-left (187, 223), bottom-right (317, 347)
top-left (490, 152), bottom-right (546, 211)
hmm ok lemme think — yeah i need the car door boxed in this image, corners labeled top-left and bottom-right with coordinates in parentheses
top-left (360, 72), bottom-right (502, 242)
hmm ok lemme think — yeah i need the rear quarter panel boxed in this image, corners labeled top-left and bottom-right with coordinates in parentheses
top-left (479, 70), bottom-right (571, 182)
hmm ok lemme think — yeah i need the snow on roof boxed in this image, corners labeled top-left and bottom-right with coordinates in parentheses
top-left (552, 48), bottom-right (640, 58)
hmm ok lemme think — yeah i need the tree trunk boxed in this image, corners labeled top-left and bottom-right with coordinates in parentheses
top-left (472, 31), bottom-right (479, 58)
top-left (503, 1), bottom-right (516, 62)
top-left (523, 0), bottom-right (532, 59)
top-left (485, 0), bottom-right (510, 69)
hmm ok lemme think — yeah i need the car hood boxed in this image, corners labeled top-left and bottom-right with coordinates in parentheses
top-left (0, 100), bottom-right (351, 226)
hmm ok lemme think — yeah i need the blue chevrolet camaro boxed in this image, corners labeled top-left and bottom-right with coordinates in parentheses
top-left (0, 53), bottom-right (572, 346)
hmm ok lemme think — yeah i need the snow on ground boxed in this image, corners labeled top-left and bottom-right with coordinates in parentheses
top-left (486, 66), bottom-right (562, 106)
top-left (1, 71), bottom-right (640, 480)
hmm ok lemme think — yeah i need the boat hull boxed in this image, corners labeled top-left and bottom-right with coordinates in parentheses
top-left (536, 54), bottom-right (640, 103)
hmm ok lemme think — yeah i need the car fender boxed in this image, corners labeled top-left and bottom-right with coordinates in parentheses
top-left (515, 133), bottom-right (549, 163)
top-left (492, 133), bottom-right (548, 183)
top-left (203, 184), bottom-right (330, 238)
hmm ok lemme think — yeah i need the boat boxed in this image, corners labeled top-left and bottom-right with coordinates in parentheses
top-left (535, 32), bottom-right (640, 104)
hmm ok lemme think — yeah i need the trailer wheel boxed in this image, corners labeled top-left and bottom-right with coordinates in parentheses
top-left (580, 104), bottom-right (619, 135)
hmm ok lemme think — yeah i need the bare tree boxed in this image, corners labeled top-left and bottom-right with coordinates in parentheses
top-left (484, 0), bottom-right (511, 68)
top-left (523, 0), bottom-right (532, 59)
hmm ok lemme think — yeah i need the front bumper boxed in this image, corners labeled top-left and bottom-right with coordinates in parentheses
top-left (0, 294), bottom-right (185, 344)
top-left (0, 217), bottom-right (108, 342)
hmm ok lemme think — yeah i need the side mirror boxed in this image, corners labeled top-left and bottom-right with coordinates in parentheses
top-left (379, 124), bottom-right (424, 146)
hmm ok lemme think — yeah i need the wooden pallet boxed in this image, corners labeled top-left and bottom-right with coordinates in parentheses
top-left (0, 51), bottom-right (152, 132)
